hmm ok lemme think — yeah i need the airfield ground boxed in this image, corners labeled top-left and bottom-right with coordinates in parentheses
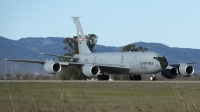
top-left (0, 81), bottom-right (200, 112)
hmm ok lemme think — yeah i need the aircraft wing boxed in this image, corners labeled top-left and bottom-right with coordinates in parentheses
top-left (3, 58), bottom-right (84, 67)
top-left (3, 58), bottom-right (46, 65)
top-left (3, 58), bottom-right (130, 73)
top-left (41, 53), bottom-right (79, 60)
top-left (170, 63), bottom-right (195, 68)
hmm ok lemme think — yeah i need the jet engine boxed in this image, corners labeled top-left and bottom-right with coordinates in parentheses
top-left (82, 64), bottom-right (100, 77)
top-left (43, 62), bottom-right (61, 74)
top-left (161, 66), bottom-right (178, 79)
top-left (178, 64), bottom-right (194, 77)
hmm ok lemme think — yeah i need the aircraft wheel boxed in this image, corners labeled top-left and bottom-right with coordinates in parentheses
top-left (99, 75), bottom-right (103, 80)
top-left (133, 75), bottom-right (137, 80)
top-left (150, 76), bottom-right (156, 81)
top-left (153, 76), bottom-right (157, 81)
top-left (129, 75), bottom-right (133, 80)
top-left (98, 74), bottom-right (109, 81)
top-left (97, 75), bottom-right (100, 80)
top-left (105, 75), bottom-right (109, 80)
top-left (103, 75), bottom-right (106, 80)
top-left (137, 75), bottom-right (142, 80)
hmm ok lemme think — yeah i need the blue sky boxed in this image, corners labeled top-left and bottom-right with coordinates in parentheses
top-left (0, 0), bottom-right (200, 49)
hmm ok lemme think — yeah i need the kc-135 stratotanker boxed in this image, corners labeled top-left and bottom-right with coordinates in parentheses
top-left (4, 17), bottom-right (195, 81)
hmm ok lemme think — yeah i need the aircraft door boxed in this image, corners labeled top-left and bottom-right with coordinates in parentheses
top-left (121, 56), bottom-right (124, 64)
top-left (93, 56), bottom-right (97, 64)
top-left (130, 55), bottom-right (141, 73)
top-left (140, 55), bottom-right (147, 71)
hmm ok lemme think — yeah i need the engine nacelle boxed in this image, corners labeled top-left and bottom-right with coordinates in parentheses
top-left (161, 66), bottom-right (178, 79)
top-left (178, 64), bottom-right (194, 77)
top-left (82, 64), bottom-right (100, 77)
top-left (43, 62), bottom-right (61, 74)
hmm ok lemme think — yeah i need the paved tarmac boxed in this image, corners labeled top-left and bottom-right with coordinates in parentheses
top-left (0, 80), bottom-right (199, 83)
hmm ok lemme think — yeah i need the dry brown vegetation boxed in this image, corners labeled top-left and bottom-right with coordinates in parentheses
top-left (0, 81), bottom-right (200, 112)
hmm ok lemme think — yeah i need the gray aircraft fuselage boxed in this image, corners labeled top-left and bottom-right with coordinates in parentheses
top-left (75, 51), bottom-right (168, 74)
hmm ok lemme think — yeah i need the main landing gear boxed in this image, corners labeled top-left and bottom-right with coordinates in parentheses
top-left (97, 72), bottom-right (109, 81)
top-left (129, 74), bottom-right (157, 81)
top-left (150, 74), bottom-right (157, 81)
top-left (129, 75), bottom-right (141, 81)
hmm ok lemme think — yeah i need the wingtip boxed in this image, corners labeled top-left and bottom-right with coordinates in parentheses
top-left (3, 58), bottom-right (8, 61)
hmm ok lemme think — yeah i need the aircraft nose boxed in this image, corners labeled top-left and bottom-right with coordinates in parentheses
top-left (159, 57), bottom-right (168, 69)
top-left (155, 56), bottom-right (168, 69)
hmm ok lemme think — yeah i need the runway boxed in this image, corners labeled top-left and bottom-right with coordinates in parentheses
top-left (0, 80), bottom-right (199, 83)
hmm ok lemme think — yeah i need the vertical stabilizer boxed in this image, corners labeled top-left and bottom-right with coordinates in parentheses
top-left (72, 17), bottom-right (92, 54)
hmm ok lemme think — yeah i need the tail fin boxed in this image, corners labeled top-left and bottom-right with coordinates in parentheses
top-left (72, 17), bottom-right (92, 54)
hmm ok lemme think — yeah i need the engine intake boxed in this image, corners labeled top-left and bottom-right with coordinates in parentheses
top-left (82, 64), bottom-right (100, 77)
top-left (43, 62), bottom-right (61, 74)
top-left (161, 66), bottom-right (178, 79)
top-left (178, 64), bottom-right (194, 77)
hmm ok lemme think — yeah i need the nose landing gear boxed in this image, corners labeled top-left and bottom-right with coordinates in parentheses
top-left (150, 74), bottom-right (157, 81)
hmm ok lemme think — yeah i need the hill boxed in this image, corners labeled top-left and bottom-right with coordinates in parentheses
top-left (0, 36), bottom-right (200, 74)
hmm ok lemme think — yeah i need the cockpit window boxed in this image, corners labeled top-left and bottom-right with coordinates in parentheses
top-left (154, 57), bottom-right (164, 59)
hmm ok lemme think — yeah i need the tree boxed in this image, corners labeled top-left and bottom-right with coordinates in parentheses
top-left (85, 34), bottom-right (98, 52)
top-left (122, 44), bottom-right (148, 52)
top-left (63, 34), bottom-right (98, 56)
top-left (61, 34), bottom-right (98, 80)
top-left (143, 47), bottom-right (148, 51)
top-left (122, 44), bottom-right (138, 52)
top-left (35, 74), bottom-right (43, 80)
top-left (63, 36), bottom-right (78, 56)
top-left (0, 74), bottom-right (3, 80)
top-left (15, 73), bottom-right (23, 80)
top-left (59, 66), bottom-right (87, 80)
top-left (43, 75), bottom-right (53, 80)
top-left (5, 74), bottom-right (12, 79)
top-left (138, 46), bottom-right (148, 51)
top-left (138, 46), bottom-right (143, 51)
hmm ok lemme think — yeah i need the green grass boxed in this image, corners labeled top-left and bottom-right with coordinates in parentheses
top-left (0, 82), bottom-right (200, 112)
